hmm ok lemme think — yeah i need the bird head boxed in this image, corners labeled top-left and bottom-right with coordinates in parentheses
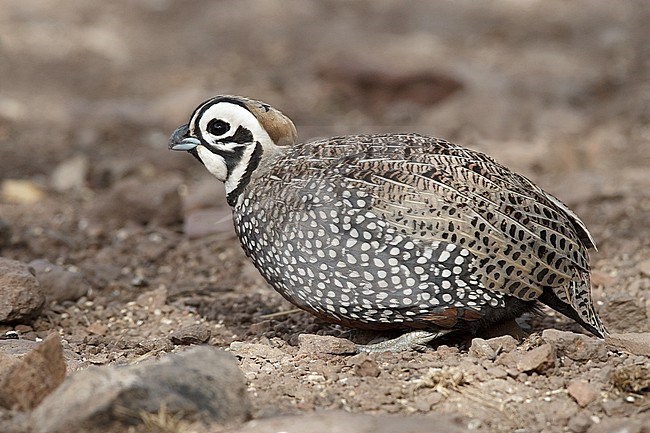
top-left (169, 95), bottom-right (297, 203)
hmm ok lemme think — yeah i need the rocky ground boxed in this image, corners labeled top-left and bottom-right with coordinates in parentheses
top-left (1, 1), bottom-right (649, 432)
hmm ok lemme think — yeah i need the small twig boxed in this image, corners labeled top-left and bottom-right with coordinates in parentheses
top-left (258, 308), bottom-right (303, 319)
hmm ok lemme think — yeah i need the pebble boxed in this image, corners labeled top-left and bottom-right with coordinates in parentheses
top-left (169, 323), bottom-right (212, 345)
top-left (349, 354), bottom-right (381, 378)
top-left (541, 329), bottom-right (607, 362)
top-left (28, 259), bottom-right (90, 304)
top-left (50, 154), bottom-right (88, 192)
top-left (0, 257), bottom-right (45, 324)
top-left (0, 334), bottom-right (66, 410)
top-left (566, 380), bottom-right (597, 407)
top-left (0, 179), bottom-right (45, 204)
top-left (516, 344), bottom-right (556, 373)
top-left (469, 338), bottom-right (496, 360)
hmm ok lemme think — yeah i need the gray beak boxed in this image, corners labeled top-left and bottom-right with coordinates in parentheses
top-left (168, 124), bottom-right (201, 151)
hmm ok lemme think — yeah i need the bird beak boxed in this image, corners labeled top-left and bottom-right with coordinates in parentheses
top-left (168, 124), bottom-right (201, 151)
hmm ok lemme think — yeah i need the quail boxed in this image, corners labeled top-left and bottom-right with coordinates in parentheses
top-left (169, 95), bottom-right (607, 352)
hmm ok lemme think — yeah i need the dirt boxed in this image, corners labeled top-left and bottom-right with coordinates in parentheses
top-left (1, 1), bottom-right (649, 432)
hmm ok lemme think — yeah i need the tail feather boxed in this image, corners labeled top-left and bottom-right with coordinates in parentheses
top-left (538, 275), bottom-right (607, 338)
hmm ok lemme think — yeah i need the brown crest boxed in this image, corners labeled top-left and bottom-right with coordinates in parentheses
top-left (242, 98), bottom-right (297, 147)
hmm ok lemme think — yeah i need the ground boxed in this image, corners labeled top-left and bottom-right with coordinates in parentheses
top-left (1, 1), bottom-right (649, 432)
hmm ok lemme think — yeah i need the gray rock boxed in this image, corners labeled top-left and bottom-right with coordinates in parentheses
top-left (30, 346), bottom-right (249, 433)
top-left (541, 329), bottom-right (608, 362)
top-left (28, 260), bottom-right (90, 303)
top-left (0, 258), bottom-right (45, 323)
top-left (169, 323), bottom-right (212, 345)
top-left (229, 411), bottom-right (471, 433)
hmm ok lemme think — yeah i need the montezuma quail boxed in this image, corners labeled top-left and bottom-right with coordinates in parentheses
top-left (169, 95), bottom-right (607, 352)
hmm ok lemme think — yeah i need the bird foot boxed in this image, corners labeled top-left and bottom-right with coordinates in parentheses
top-left (354, 330), bottom-right (451, 353)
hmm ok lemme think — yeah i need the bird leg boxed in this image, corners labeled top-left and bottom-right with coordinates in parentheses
top-left (354, 330), bottom-right (451, 353)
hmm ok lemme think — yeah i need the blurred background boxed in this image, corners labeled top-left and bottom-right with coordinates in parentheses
top-left (1, 0), bottom-right (649, 314)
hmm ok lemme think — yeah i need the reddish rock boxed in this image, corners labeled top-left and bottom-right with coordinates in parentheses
top-left (517, 344), bottom-right (556, 373)
top-left (0, 334), bottom-right (66, 410)
top-left (566, 380), bottom-right (597, 407)
top-left (0, 258), bottom-right (45, 324)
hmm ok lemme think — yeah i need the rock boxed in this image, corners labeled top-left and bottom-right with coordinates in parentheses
top-left (566, 380), bottom-right (597, 407)
top-left (31, 346), bottom-right (250, 433)
top-left (348, 354), bottom-right (382, 377)
top-left (0, 334), bottom-right (66, 410)
top-left (470, 335), bottom-right (518, 360)
top-left (28, 260), bottom-right (90, 303)
top-left (484, 335), bottom-right (519, 353)
top-left (516, 344), bottom-right (556, 373)
top-left (50, 155), bottom-right (88, 192)
top-left (0, 179), bottom-right (45, 204)
top-left (469, 338), bottom-right (496, 360)
top-left (88, 174), bottom-right (183, 226)
top-left (0, 258), bottom-right (45, 324)
top-left (541, 329), bottom-right (608, 362)
top-left (601, 294), bottom-right (649, 332)
top-left (637, 259), bottom-right (650, 278)
top-left (606, 332), bottom-right (650, 356)
top-left (135, 286), bottom-right (167, 309)
top-left (169, 323), bottom-right (211, 345)
top-left (229, 410), bottom-right (470, 433)
top-left (567, 412), bottom-right (592, 433)
top-left (297, 334), bottom-right (356, 355)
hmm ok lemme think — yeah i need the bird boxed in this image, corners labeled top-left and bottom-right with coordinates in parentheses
top-left (168, 95), bottom-right (607, 352)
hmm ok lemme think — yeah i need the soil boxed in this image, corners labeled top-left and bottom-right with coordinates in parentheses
top-left (1, 1), bottom-right (649, 432)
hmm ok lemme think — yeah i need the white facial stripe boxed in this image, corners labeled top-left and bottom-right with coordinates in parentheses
top-left (197, 146), bottom-right (228, 181)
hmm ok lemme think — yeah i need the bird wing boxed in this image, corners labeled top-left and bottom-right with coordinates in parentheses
top-left (280, 134), bottom-right (594, 303)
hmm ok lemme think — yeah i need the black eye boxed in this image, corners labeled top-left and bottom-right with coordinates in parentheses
top-left (207, 119), bottom-right (230, 136)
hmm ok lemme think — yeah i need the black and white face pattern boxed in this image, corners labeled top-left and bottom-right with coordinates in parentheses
top-left (170, 98), bottom-right (277, 204)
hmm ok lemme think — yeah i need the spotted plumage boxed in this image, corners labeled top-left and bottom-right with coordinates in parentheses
top-left (169, 95), bottom-right (606, 350)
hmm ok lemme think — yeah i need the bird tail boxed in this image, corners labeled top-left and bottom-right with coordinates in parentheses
top-left (539, 273), bottom-right (607, 338)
